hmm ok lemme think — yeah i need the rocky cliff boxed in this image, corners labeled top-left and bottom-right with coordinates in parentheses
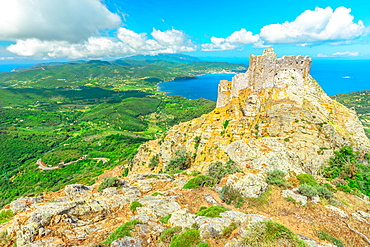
top-left (133, 49), bottom-right (370, 174)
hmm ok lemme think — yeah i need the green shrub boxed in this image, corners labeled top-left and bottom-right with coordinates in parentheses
top-left (207, 161), bottom-right (241, 184)
top-left (170, 229), bottom-right (201, 247)
top-left (130, 201), bottom-right (143, 211)
top-left (149, 154), bottom-right (159, 168)
top-left (239, 221), bottom-right (306, 247)
top-left (122, 167), bottom-right (129, 177)
top-left (223, 119), bottom-right (231, 129)
top-left (160, 226), bottom-right (182, 243)
top-left (244, 189), bottom-right (271, 208)
top-left (317, 230), bottom-right (344, 247)
top-left (0, 210), bottom-right (14, 224)
top-left (284, 197), bottom-right (297, 203)
top-left (151, 192), bottom-right (163, 196)
top-left (194, 136), bottom-right (201, 149)
top-left (298, 184), bottom-right (334, 200)
top-left (322, 145), bottom-right (370, 196)
top-left (103, 220), bottom-right (141, 245)
top-left (296, 174), bottom-right (318, 186)
top-left (98, 177), bottom-right (121, 192)
top-left (316, 186), bottom-right (334, 200)
top-left (223, 222), bottom-right (238, 238)
top-left (159, 214), bottom-right (171, 224)
top-left (165, 150), bottom-right (189, 174)
top-left (195, 206), bottom-right (229, 218)
top-left (183, 175), bottom-right (213, 189)
top-left (266, 169), bottom-right (288, 187)
top-left (219, 185), bottom-right (244, 208)
top-left (323, 183), bottom-right (337, 192)
top-left (298, 184), bottom-right (318, 198)
top-left (196, 243), bottom-right (210, 247)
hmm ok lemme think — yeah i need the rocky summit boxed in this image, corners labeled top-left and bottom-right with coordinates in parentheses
top-left (133, 48), bottom-right (370, 175)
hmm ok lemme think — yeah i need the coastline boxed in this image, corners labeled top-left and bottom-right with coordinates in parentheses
top-left (156, 71), bottom-right (241, 93)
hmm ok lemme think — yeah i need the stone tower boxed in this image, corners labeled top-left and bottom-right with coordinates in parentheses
top-left (217, 48), bottom-right (311, 107)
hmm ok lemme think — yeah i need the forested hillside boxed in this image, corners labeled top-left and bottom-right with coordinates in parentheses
top-left (0, 54), bottom-right (244, 206)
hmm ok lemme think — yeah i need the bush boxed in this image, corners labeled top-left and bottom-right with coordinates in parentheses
top-left (298, 183), bottom-right (334, 200)
top-left (183, 175), bottom-right (213, 189)
top-left (165, 150), bottom-right (189, 174)
top-left (151, 192), bottom-right (163, 196)
top-left (316, 186), bottom-right (334, 200)
top-left (130, 201), bottom-right (143, 211)
top-left (207, 161), bottom-right (241, 184)
top-left (160, 226), bottom-right (182, 243)
top-left (159, 214), bottom-right (171, 224)
top-left (244, 189), bottom-right (271, 208)
top-left (322, 145), bottom-right (370, 196)
top-left (223, 223), bottom-right (238, 238)
top-left (296, 174), bottom-right (318, 186)
top-left (298, 184), bottom-right (318, 198)
top-left (0, 210), bottom-right (14, 224)
top-left (266, 169), bottom-right (288, 187)
top-left (219, 185), bottom-right (244, 208)
top-left (195, 206), bottom-right (229, 218)
top-left (149, 154), bottom-right (159, 168)
top-left (170, 229), bottom-right (201, 247)
top-left (98, 177), bottom-right (121, 192)
top-left (103, 220), bottom-right (141, 245)
top-left (317, 230), bottom-right (344, 247)
top-left (122, 167), bottom-right (129, 177)
top-left (239, 221), bottom-right (306, 247)
top-left (196, 243), bottom-right (210, 247)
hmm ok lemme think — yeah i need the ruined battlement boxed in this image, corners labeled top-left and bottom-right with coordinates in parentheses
top-left (216, 48), bottom-right (312, 107)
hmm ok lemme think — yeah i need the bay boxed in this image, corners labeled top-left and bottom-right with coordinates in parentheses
top-left (159, 60), bottom-right (370, 101)
top-left (0, 64), bottom-right (33, 72)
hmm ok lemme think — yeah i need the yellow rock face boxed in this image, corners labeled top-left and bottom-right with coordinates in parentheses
top-left (133, 49), bottom-right (370, 174)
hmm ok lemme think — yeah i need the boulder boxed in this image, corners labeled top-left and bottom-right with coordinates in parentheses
top-left (281, 189), bottom-right (308, 206)
top-left (223, 173), bottom-right (269, 198)
top-left (65, 184), bottom-right (92, 201)
top-left (111, 237), bottom-right (142, 247)
top-left (10, 197), bottom-right (43, 213)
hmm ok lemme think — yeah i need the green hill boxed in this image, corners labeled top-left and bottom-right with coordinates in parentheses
top-left (0, 54), bottom-right (239, 206)
top-left (331, 90), bottom-right (370, 135)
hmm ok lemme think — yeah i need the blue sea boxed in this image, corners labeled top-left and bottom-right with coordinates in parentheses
top-left (159, 59), bottom-right (370, 101)
top-left (0, 64), bottom-right (33, 72)
top-left (1, 60), bottom-right (370, 100)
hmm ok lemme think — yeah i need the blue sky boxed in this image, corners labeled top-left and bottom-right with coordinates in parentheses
top-left (0, 0), bottom-right (369, 63)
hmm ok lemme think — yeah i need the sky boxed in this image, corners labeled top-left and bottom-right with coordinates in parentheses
top-left (0, 0), bottom-right (369, 63)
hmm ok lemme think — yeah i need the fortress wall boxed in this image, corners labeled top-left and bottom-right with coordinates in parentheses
top-left (216, 48), bottom-right (312, 108)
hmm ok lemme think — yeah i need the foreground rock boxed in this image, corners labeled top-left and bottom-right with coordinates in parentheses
top-left (0, 171), bottom-right (369, 246)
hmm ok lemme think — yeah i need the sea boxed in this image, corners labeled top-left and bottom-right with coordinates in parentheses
top-left (158, 59), bottom-right (370, 101)
top-left (1, 60), bottom-right (370, 101)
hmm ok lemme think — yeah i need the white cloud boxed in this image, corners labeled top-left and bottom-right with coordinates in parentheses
top-left (202, 29), bottom-right (259, 51)
top-left (0, 57), bottom-right (14, 60)
top-left (316, 51), bottom-right (359, 57)
top-left (259, 7), bottom-right (365, 45)
top-left (7, 28), bottom-right (196, 59)
top-left (201, 6), bottom-right (365, 51)
top-left (333, 51), bottom-right (359, 56)
top-left (0, 0), bottom-right (121, 42)
top-left (317, 53), bottom-right (328, 57)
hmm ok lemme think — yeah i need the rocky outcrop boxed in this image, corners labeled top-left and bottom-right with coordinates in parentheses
top-left (1, 171), bottom-right (370, 246)
top-left (132, 49), bottom-right (370, 175)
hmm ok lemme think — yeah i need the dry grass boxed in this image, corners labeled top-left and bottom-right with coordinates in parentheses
top-left (242, 187), bottom-right (370, 247)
